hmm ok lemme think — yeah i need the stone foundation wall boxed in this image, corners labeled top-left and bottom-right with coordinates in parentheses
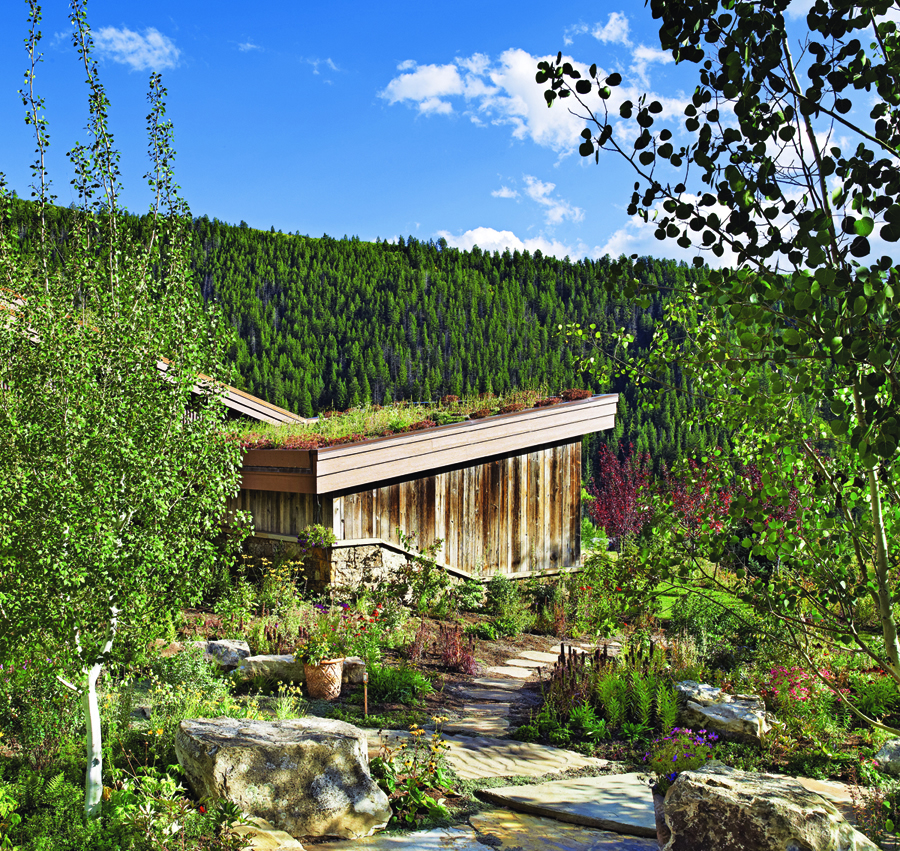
top-left (243, 537), bottom-right (409, 593)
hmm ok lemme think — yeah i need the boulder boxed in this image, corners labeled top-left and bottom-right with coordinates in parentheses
top-left (235, 654), bottom-right (367, 688)
top-left (875, 738), bottom-right (900, 776)
top-left (175, 716), bottom-right (391, 839)
top-left (237, 654), bottom-right (306, 683)
top-left (662, 761), bottom-right (877, 851)
top-left (675, 681), bottom-right (771, 743)
top-left (342, 656), bottom-right (366, 685)
top-left (194, 639), bottom-right (252, 668)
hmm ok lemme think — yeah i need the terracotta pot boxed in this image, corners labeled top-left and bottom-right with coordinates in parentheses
top-left (651, 783), bottom-right (672, 848)
top-left (304, 657), bottom-right (345, 700)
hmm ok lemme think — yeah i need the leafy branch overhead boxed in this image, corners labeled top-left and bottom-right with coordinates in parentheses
top-left (537, 0), bottom-right (900, 734)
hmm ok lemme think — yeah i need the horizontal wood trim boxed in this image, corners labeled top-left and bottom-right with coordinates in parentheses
top-left (243, 449), bottom-right (312, 468)
top-left (316, 403), bottom-right (615, 493)
top-left (239, 470), bottom-right (316, 493)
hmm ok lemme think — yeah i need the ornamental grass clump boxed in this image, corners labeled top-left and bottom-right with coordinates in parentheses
top-left (645, 728), bottom-right (719, 794)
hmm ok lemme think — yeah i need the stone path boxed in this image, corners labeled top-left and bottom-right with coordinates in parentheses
top-left (366, 729), bottom-right (607, 781)
top-left (229, 636), bottom-right (860, 851)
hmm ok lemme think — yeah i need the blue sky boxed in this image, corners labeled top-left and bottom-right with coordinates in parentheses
top-left (0, 0), bottom-right (813, 262)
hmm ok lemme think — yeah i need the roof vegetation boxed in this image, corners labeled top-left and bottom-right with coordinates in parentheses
top-left (233, 387), bottom-right (593, 450)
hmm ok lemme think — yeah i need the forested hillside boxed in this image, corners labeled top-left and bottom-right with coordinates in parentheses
top-left (6, 200), bottom-right (733, 472)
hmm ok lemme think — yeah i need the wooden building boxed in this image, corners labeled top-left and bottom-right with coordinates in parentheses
top-left (228, 393), bottom-right (618, 584)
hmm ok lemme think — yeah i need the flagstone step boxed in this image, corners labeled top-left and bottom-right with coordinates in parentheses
top-left (476, 773), bottom-right (657, 838)
top-left (471, 677), bottom-right (526, 690)
top-left (470, 809), bottom-right (660, 850)
top-left (365, 730), bottom-right (607, 781)
top-left (443, 717), bottom-right (511, 737)
top-left (456, 687), bottom-right (524, 702)
top-left (314, 811), bottom-right (659, 850)
top-left (484, 665), bottom-right (533, 678)
top-left (503, 657), bottom-right (548, 668)
top-left (517, 650), bottom-right (562, 664)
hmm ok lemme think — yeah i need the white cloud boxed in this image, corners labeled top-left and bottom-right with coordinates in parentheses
top-left (785, 0), bottom-right (814, 20)
top-left (436, 226), bottom-right (597, 260)
top-left (593, 12), bottom-right (632, 46)
top-left (238, 42), bottom-right (261, 52)
top-left (307, 57), bottom-right (338, 75)
top-left (491, 186), bottom-right (519, 199)
top-left (522, 174), bottom-right (584, 224)
top-left (381, 48), bottom-right (687, 152)
top-left (630, 45), bottom-right (673, 87)
top-left (92, 26), bottom-right (180, 71)
top-left (380, 62), bottom-right (465, 114)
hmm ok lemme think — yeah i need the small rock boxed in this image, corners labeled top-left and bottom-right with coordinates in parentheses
top-left (176, 716), bottom-right (391, 839)
top-left (663, 761), bottom-right (878, 851)
top-left (194, 639), bottom-right (251, 668)
top-left (675, 680), bottom-right (771, 743)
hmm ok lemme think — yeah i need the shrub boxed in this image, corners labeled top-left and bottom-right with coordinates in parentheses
top-left (453, 579), bottom-right (485, 612)
top-left (464, 621), bottom-right (498, 641)
top-left (368, 663), bottom-right (434, 704)
top-left (0, 661), bottom-right (81, 774)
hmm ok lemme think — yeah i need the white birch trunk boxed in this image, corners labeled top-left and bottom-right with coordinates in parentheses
top-left (83, 661), bottom-right (104, 818)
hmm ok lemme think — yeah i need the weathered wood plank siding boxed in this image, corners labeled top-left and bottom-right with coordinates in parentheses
top-left (331, 439), bottom-right (581, 577)
top-left (230, 438), bottom-right (583, 577)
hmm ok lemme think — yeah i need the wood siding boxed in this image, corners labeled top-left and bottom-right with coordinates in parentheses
top-left (229, 439), bottom-right (582, 577)
top-left (333, 439), bottom-right (581, 576)
top-left (227, 490), bottom-right (331, 534)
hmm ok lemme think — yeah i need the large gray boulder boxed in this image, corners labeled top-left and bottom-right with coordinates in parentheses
top-left (875, 738), bottom-right (900, 776)
top-left (175, 716), bottom-right (391, 839)
top-left (662, 761), bottom-right (878, 851)
top-left (237, 654), bottom-right (306, 683)
top-left (675, 681), bottom-right (771, 743)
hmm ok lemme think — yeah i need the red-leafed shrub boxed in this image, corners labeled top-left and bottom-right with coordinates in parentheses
top-left (586, 443), bottom-right (654, 547)
top-left (498, 403), bottom-right (525, 415)
top-left (469, 408), bottom-right (491, 420)
top-left (560, 388), bottom-right (591, 401)
top-left (533, 397), bottom-right (562, 408)
top-left (407, 419), bottom-right (437, 431)
top-left (441, 395), bottom-right (460, 404)
top-left (438, 623), bottom-right (480, 674)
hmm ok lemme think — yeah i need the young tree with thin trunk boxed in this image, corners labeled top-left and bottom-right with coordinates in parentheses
top-left (0, 2), bottom-right (243, 816)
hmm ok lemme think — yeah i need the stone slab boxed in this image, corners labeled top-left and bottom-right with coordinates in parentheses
top-left (505, 657), bottom-right (549, 668)
top-left (444, 717), bottom-right (510, 736)
top-left (471, 677), bottom-right (525, 690)
top-left (485, 665), bottom-right (533, 679)
top-left (464, 703), bottom-right (512, 715)
top-left (314, 825), bottom-right (486, 850)
top-left (233, 817), bottom-right (306, 849)
top-left (457, 688), bottom-right (522, 702)
top-left (471, 809), bottom-right (661, 850)
top-left (476, 773), bottom-right (656, 838)
top-left (365, 731), bottom-right (607, 781)
top-left (517, 650), bottom-right (562, 664)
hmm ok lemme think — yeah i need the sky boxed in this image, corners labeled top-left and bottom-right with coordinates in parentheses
top-left (0, 0), bottom-right (816, 263)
